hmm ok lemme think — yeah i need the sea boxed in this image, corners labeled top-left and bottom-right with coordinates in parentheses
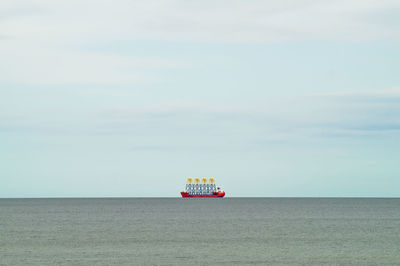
top-left (1, 198), bottom-right (400, 265)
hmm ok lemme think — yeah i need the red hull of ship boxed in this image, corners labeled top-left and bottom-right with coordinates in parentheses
top-left (181, 192), bottom-right (225, 198)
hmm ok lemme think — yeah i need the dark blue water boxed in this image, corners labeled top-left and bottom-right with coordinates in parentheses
top-left (1, 198), bottom-right (400, 265)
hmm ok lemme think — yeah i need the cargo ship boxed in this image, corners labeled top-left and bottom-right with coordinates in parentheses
top-left (181, 177), bottom-right (225, 198)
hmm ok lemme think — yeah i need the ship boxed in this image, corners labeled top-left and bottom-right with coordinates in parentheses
top-left (181, 177), bottom-right (225, 198)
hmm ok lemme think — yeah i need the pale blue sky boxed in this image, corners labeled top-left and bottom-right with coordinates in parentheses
top-left (1, 0), bottom-right (400, 197)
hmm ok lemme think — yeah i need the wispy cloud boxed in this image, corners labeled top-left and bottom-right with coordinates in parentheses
top-left (1, 0), bottom-right (399, 86)
top-left (1, 1), bottom-right (399, 141)
top-left (2, 86), bottom-right (399, 143)
top-left (0, 48), bottom-right (185, 84)
top-left (90, 87), bottom-right (400, 142)
top-left (306, 87), bottom-right (400, 136)
top-left (310, 87), bottom-right (400, 100)
top-left (2, 0), bottom-right (399, 43)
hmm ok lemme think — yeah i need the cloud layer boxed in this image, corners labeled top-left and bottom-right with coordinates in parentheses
top-left (1, 1), bottom-right (400, 196)
top-left (2, 0), bottom-right (400, 43)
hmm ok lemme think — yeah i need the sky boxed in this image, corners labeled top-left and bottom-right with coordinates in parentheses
top-left (1, 0), bottom-right (400, 197)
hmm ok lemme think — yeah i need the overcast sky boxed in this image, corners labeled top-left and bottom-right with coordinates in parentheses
top-left (1, 0), bottom-right (400, 197)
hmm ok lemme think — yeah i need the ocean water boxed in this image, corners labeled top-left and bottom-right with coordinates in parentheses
top-left (1, 198), bottom-right (400, 265)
